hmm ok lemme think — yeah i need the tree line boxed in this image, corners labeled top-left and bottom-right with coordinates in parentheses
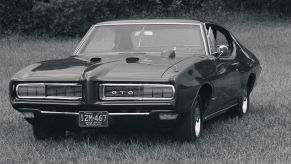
top-left (0, 0), bottom-right (290, 36)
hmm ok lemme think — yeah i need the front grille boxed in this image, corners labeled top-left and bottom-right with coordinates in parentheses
top-left (16, 83), bottom-right (82, 100)
top-left (100, 84), bottom-right (175, 100)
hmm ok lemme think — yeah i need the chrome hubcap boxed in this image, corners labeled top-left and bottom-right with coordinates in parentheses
top-left (194, 107), bottom-right (201, 137)
top-left (242, 97), bottom-right (248, 113)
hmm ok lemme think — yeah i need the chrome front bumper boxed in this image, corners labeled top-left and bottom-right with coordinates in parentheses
top-left (20, 108), bottom-right (180, 129)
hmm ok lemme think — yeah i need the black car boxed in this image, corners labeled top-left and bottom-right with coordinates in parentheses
top-left (9, 19), bottom-right (261, 141)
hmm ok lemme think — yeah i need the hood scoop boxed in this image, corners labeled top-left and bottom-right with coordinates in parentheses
top-left (126, 57), bottom-right (140, 63)
top-left (90, 57), bottom-right (101, 63)
top-left (161, 46), bottom-right (176, 59)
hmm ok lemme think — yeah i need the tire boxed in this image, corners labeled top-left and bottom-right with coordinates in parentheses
top-left (33, 124), bottom-right (65, 140)
top-left (235, 88), bottom-right (250, 117)
top-left (174, 95), bottom-right (203, 141)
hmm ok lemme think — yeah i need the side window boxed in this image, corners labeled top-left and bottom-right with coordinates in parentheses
top-left (215, 29), bottom-right (233, 58)
top-left (207, 25), bottom-right (233, 57)
top-left (216, 30), bottom-right (230, 49)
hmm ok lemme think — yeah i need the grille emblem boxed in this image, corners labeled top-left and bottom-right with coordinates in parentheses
top-left (101, 84), bottom-right (175, 100)
top-left (111, 90), bottom-right (134, 96)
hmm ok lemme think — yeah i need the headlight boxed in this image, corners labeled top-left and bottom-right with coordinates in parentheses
top-left (16, 83), bottom-right (82, 100)
top-left (100, 84), bottom-right (175, 100)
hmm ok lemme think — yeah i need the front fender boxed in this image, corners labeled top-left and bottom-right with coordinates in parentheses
top-left (175, 83), bottom-right (200, 113)
top-left (169, 56), bottom-right (215, 113)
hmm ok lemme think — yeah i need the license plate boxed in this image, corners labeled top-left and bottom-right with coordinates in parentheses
top-left (79, 111), bottom-right (108, 127)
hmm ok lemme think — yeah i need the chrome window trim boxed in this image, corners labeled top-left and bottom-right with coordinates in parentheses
top-left (201, 23), bottom-right (211, 56)
top-left (15, 83), bottom-right (82, 100)
top-left (74, 22), bottom-right (208, 56)
top-left (98, 22), bottom-right (202, 25)
top-left (99, 83), bottom-right (175, 101)
top-left (73, 25), bottom-right (95, 55)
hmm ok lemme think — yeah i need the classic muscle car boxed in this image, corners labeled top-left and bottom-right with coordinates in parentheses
top-left (9, 19), bottom-right (261, 141)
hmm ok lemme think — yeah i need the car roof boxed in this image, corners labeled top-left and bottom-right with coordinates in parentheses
top-left (96, 19), bottom-right (205, 25)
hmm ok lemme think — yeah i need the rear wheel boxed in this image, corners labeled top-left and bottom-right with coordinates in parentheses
top-left (33, 124), bottom-right (65, 140)
top-left (174, 95), bottom-right (203, 141)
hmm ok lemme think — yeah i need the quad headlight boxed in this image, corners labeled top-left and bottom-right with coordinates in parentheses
top-left (100, 84), bottom-right (175, 100)
top-left (16, 83), bottom-right (82, 100)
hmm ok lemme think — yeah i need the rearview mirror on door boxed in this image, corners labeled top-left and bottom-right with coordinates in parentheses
top-left (218, 45), bottom-right (229, 57)
top-left (212, 45), bottom-right (229, 59)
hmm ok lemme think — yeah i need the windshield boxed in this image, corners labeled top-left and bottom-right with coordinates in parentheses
top-left (77, 24), bottom-right (205, 55)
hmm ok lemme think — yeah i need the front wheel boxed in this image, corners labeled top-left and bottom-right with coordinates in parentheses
top-left (174, 95), bottom-right (203, 141)
top-left (235, 89), bottom-right (250, 117)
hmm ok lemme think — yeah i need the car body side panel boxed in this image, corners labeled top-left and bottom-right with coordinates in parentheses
top-left (206, 43), bottom-right (241, 114)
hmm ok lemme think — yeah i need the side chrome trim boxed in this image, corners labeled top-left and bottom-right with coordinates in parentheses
top-left (16, 83), bottom-right (82, 100)
top-left (99, 83), bottom-right (175, 101)
top-left (203, 104), bottom-right (238, 120)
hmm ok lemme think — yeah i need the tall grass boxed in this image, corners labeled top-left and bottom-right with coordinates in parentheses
top-left (0, 18), bottom-right (290, 163)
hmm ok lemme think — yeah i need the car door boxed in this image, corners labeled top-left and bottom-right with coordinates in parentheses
top-left (205, 24), bottom-right (241, 114)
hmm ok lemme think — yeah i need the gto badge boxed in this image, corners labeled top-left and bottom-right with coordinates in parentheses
top-left (111, 90), bottom-right (134, 96)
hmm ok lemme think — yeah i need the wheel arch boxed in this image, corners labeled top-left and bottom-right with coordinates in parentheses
top-left (247, 73), bottom-right (256, 94)
top-left (192, 83), bottom-right (213, 115)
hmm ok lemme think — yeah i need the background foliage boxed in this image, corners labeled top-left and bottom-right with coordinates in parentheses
top-left (0, 0), bottom-right (291, 36)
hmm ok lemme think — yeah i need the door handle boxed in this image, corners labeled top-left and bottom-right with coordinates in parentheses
top-left (247, 61), bottom-right (254, 67)
top-left (231, 62), bottom-right (240, 67)
top-left (230, 62), bottom-right (240, 71)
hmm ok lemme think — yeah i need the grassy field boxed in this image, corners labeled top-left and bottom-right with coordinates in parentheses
top-left (0, 19), bottom-right (290, 163)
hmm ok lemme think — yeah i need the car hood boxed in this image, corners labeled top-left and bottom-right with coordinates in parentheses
top-left (12, 53), bottom-right (192, 82)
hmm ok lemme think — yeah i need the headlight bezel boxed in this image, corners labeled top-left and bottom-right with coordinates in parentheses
top-left (15, 83), bottom-right (82, 100)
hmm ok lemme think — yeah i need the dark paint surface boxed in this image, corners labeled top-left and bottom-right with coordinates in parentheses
top-left (13, 53), bottom-right (191, 82)
top-left (9, 19), bottom-right (261, 128)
